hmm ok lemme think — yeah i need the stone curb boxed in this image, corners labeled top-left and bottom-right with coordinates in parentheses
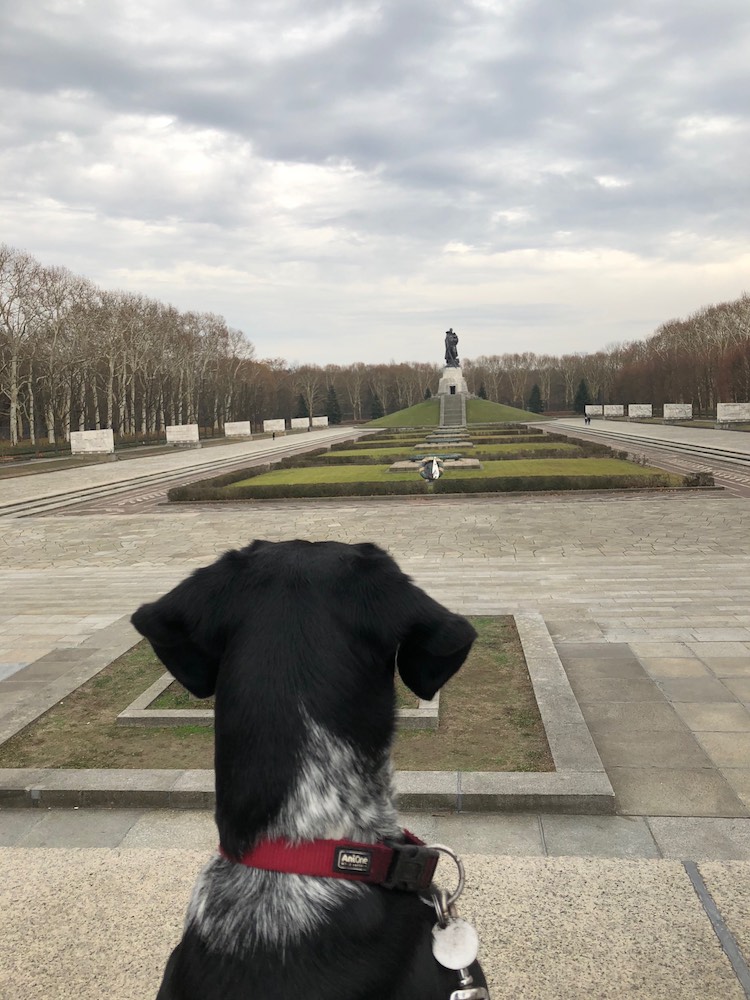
top-left (0, 616), bottom-right (614, 814)
top-left (116, 674), bottom-right (440, 730)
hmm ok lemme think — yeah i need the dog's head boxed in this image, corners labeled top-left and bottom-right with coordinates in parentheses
top-left (131, 539), bottom-right (476, 703)
top-left (132, 540), bottom-right (476, 850)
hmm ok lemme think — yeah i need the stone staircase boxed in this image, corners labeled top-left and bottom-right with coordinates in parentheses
top-left (440, 392), bottom-right (466, 427)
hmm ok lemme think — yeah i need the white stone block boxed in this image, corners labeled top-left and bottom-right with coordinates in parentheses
top-left (663, 403), bottom-right (693, 420)
top-left (166, 424), bottom-right (199, 444)
top-left (584, 405), bottom-right (603, 416)
top-left (263, 419), bottom-right (286, 433)
top-left (224, 421), bottom-right (252, 438)
top-left (602, 404), bottom-right (624, 417)
top-left (628, 404), bottom-right (652, 418)
top-left (70, 429), bottom-right (115, 454)
top-left (290, 417), bottom-right (310, 429)
top-left (311, 416), bottom-right (329, 427)
top-left (717, 402), bottom-right (750, 423)
top-left (437, 366), bottom-right (469, 396)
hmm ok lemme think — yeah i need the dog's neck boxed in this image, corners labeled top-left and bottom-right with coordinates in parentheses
top-left (265, 715), bottom-right (401, 845)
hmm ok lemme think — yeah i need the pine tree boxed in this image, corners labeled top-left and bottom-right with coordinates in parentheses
top-left (527, 383), bottom-right (544, 413)
top-left (478, 383), bottom-right (488, 400)
top-left (573, 379), bottom-right (591, 414)
top-left (326, 385), bottom-right (342, 424)
top-left (370, 393), bottom-right (384, 420)
top-left (424, 387), bottom-right (432, 399)
top-left (294, 394), bottom-right (309, 419)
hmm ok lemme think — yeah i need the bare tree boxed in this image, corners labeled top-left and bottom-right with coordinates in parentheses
top-left (0, 245), bottom-right (42, 444)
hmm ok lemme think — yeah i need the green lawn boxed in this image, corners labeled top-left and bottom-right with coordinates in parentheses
top-left (320, 442), bottom-right (583, 460)
top-left (367, 400), bottom-right (440, 427)
top-left (466, 399), bottom-right (545, 422)
top-left (230, 457), bottom-right (674, 487)
top-left (366, 397), bottom-right (546, 427)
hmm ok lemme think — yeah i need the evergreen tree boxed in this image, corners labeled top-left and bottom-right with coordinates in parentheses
top-left (424, 387), bottom-right (432, 399)
top-left (370, 393), bottom-right (384, 420)
top-left (325, 385), bottom-right (342, 424)
top-left (294, 394), bottom-right (309, 419)
top-left (478, 383), bottom-right (488, 400)
top-left (573, 379), bottom-right (591, 414)
top-left (527, 383), bottom-right (544, 413)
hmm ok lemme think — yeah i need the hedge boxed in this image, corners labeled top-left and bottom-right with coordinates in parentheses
top-left (169, 471), bottom-right (687, 502)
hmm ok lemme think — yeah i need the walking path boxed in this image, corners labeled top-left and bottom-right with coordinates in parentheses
top-left (3, 422), bottom-right (750, 997)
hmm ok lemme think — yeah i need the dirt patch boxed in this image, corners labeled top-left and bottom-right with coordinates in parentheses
top-left (0, 617), bottom-right (552, 772)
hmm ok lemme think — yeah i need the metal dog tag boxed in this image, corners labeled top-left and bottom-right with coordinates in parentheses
top-left (431, 917), bottom-right (479, 970)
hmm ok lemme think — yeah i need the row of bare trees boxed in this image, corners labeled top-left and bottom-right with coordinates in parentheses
top-left (0, 245), bottom-right (260, 446)
top-left (3, 243), bottom-right (750, 444)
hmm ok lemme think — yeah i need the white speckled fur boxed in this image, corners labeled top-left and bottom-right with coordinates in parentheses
top-left (186, 714), bottom-right (400, 954)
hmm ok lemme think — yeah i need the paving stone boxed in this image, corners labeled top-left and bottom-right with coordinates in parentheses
top-left (648, 817), bottom-right (750, 859)
top-left (700, 657), bottom-right (750, 677)
top-left (721, 770), bottom-right (750, 810)
top-left (17, 808), bottom-right (142, 847)
top-left (400, 812), bottom-right (546, 856)
top-left (689, 641), bottom-right (750, 657)
top-left (594, 730), bottom-right (713, 769)
top-left (572, 676), bottom-right (666, 703)
top-left (695, 732), bottom-right (750, 767)
top-left (0, 809), bottom-right (45, 845)
top-left (636, 657), bottom-right (712, 678)
top-left (673, 702), bottom-right (750, 732)
top-left (656, 677), bottom-right (739, 703)
top-left (542, 814), bottom-right (660, 858)
top-left (119, 810), bottom-right (217, 849)
top-left (723, 678), bottom-right (750, 702)
top-left (610, 767), bottom-right (749, 817)
top-left (582, 701), bottom-right (686, 733)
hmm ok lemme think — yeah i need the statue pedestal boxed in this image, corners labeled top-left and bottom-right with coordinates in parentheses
top-left (437, 366), bottom-right (469, 396)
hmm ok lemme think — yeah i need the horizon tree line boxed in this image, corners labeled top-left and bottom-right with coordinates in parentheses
top-left (2, 243), bottom-right (750, 444)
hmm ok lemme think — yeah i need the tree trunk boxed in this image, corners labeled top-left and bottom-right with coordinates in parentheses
top-left (63, 386), bottom-right (72, 442)
top-left (93, 387), bottom-right (101, 430)
top-left (106, 358), bottom-right (115, 429)
top-left (78, 377), bottom-right (86, 431)
top-left (28, 379), bottom-right (36, 445)
top-left (45, 403), bottom-right (56, 444)
top-left (9, 354), bottom-right (18, 445)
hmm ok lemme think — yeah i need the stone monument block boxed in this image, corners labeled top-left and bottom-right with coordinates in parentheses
top-left (716, 403), bottom-right (750, 423)
top-left (663, 403), bottom-right (693, 421)
top-left (224, 421), bottom-right (252, 438)
top-left (603, 404), bottom-right (624, 417)
top-left (70, 429), bottom-right (115, 454)
top-left (290, 418), bottom-right (309, 430)
top-left (263, 419), bottom-right (286, 434)
top-left (166, 424), bottom-right (200, 446)
top-left (584, 405), bottom-right (603, 416)
top-left (311, 416), bottom-right (329, 427)
top-left (628, 404), bottom-right (652, 419)
top-left (437, 366), bottom-right (469, 396)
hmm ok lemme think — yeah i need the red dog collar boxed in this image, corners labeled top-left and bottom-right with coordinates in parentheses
top-left (220, 830), bottom-right (438, 893)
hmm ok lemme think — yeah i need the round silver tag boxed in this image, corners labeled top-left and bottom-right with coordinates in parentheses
top-left (431, 918), bottom-right (479, 970)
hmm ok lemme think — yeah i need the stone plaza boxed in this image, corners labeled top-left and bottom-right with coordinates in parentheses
top-left (3, 420), bottom-right (750, 997)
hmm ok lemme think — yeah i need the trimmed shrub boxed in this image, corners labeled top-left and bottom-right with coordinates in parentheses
top-left (434, 473), bottom-right (679, 494)
top-left (170, 480), bottom-right (429, 501)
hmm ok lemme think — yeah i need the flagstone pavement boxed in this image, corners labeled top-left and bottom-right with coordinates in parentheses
top-left (4, 430), bottom-right (750, 998)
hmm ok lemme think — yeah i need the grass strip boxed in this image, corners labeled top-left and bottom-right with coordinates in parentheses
top-left (0, 618), bottom-right (552, 773)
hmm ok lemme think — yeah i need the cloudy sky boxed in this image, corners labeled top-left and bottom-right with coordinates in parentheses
top-left (2, 0), bottom-right (749, 365)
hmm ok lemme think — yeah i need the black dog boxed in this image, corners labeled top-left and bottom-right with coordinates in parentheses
top-left (132, 539), bottom-right (488, 1000)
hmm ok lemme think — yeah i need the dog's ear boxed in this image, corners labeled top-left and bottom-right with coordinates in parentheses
top-left (131, 564), bottom-right (225, 698)
top-left (396, 589), bottom-right (477, 701)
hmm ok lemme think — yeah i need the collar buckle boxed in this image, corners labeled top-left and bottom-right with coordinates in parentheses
top-left (381, 839), bottom-right (439, 892)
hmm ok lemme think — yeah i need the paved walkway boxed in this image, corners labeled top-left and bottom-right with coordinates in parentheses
top-left (3, 423), bottom-right (750, 997)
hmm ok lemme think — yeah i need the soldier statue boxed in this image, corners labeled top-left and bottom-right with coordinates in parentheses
top-left (444, 328), bottom-right (460, 368)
